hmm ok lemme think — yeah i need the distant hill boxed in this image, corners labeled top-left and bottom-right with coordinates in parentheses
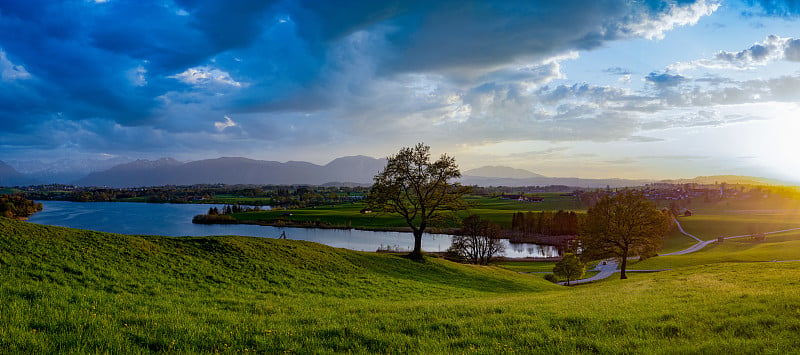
top-left (461, 165), bottom-right (651, 187)
top-left (460, 167), bottom-right (794, 188)
top-left (74, 156), bottom-right (388, 187)
top-left (460, 175), bottom-right (652, 188)
top-left (59, 157), bottom-right (800, 188)
top-left (463, 166), bottom-right (543, 179)
top-left (0, 161), bottom-right (37, 187)
top-left (658, 175), bottom-right (792, 186)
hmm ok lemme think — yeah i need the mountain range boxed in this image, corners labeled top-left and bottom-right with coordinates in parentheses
top-left (0, 161), bottom-right (38, 186)
top-left (73, 156), bottom-right (389, 187)
top-left (4, 156), bottom-right (133, 183)
top-left (0, 156), bottom-right (791, 188)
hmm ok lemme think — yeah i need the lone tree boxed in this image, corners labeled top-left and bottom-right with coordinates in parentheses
top-left (449, 214), bottom-right (505, 265)
top-left (553, 253), bottom-right (585, 285)
top-left (369, 143), bottom-right (471, 259)
top-left (579, 190), bottom-right (671, 279)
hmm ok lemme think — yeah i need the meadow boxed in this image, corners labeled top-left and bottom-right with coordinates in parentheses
top-left (4, 216), bottom-right (800, 353)
top-left (232, 194), bottom-right (583, 230)
top-left (675, 214), bottom-right (800, 240)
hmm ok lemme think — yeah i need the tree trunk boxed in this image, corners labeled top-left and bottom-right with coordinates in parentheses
top-left (619, 247), bottom-right (628, 279)
top-left (410, 229), bottom-right (424, 259)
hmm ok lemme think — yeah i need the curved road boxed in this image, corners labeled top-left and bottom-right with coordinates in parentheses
top-left (558, 259), bottom-right (619, 285)
top-left (558, 218), bottom-right (800, 285)
top-left (662, 219), bottom-right (800, 256)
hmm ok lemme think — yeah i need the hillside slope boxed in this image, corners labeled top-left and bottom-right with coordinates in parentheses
top-left (5, 218), bottom-right (800, 353)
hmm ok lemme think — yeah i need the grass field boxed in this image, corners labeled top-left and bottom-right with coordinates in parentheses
top-left (675, 196), bottom-right (800, 214)
top-left (233, 202), bottom-right (412, 229)
top-left (233, 194), bottom-right (584, 230)
top-left (635, 231), bottom-right (800, 270)
top-left (6, 216), bottom-right (800, 352)
top-left (676, 213), bottom-right (800, 240)
top-left (661, 228), bottom-right (699, 254)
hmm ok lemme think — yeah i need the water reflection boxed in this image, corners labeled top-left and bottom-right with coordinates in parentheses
top-left (504, 241), bottom-right (561, 258)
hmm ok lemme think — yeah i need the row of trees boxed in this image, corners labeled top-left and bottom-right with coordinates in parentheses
top-left (511, 210), bottom-right (581, 236)
top-left (23, 184), bottom-right (369, 208)
top-left (206, 204), bottom-right (263, 215)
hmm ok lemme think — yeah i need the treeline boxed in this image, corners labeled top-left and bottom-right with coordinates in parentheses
top-left (511, 210), bottom-right (581, 236)
top-left (193, 204), bottom-right (264, 224)
top-left (21, 184), bottom-right (368, 208)
top-left (1, 195), bottom-right (43, 219)
top-left (206, 204), bottom-right (263, 215)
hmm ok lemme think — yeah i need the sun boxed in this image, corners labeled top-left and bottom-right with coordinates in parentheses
top-left (741, 104), bottom-right (800, 184)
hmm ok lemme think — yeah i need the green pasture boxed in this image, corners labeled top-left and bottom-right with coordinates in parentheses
top-left (6, 217), bottom-right (800, 352)
top-left (668, 196), bottom-right (800, 214)
top-left (636, 231), bottom-right (800, 270)
top-left (660, 228), bottom-right (699, 254)
top-left (234, 203), bottom-right (411, 229)
top-left (677, 213), bottom-right (800, 240)
top-left (234, 194), bottom-right (584, 229)
top-left (204, 194), bottom-right (271, 205)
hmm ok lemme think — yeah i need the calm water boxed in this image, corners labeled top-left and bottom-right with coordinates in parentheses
top-left (27, 201), bottom-right (559, 258)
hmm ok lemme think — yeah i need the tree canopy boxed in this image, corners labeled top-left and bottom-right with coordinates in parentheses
top-left (449, 214), bottom-right (504, 265)
top-left (579, 190), bottom-right (671, 279)
top-left (553, 253), bottom-right (585, 285)
top-left (368, 143), bottom-right (471, 259)
top-left (0, 195), bottom-right (43, 219)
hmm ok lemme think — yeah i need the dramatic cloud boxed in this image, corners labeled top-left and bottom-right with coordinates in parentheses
top-left (619, 0), bottom-right (719, 40)
top-left (5, 0), bottom-right (798, 181)
top-left (670, 35), bottom-right (800, 71)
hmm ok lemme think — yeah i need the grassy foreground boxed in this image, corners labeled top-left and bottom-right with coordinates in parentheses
top-left (4, 217), bottom-right (800, 353)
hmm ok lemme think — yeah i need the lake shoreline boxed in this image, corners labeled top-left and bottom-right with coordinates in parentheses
top-left (192, 217), bottom-right (463, 235)
top-left (29, 201), bottom-right (563, 258)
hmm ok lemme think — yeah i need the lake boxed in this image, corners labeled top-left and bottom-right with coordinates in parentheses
top-left (27, 201), bottom-right (560, 258)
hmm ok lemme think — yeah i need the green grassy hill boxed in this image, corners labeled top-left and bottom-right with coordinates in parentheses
top-left (4, 217), bottom-right (800, 353)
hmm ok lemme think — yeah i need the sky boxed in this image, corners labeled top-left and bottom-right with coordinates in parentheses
top-left (2, 0), bottom-right (800, 182)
